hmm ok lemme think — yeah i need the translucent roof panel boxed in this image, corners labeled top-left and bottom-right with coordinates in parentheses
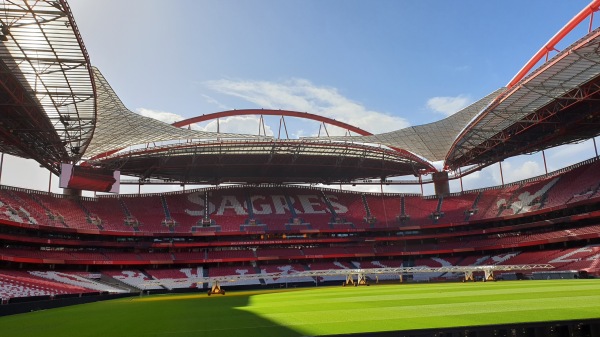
top-left (303, 88), bottom-right (504, 163)
top-left (447, 27), bottom-right (600, 167)
top-left (84, 68), bottom-right (269, 160)
top-left (0, 0), bottom-right (95, 167)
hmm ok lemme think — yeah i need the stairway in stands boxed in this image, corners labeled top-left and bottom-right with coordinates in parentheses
top-left (78, 201), bottom-right (103, 230)
top-left (361, 194), bottom-right (375, 228)
top-left (160, 195), bottom-right (175, 233)
top-left (320, 190), bottom-right (338, 222)
top-left (464, 192), bottom-right (481, 221)
top-left (119, 199), bottom-right (139, 232)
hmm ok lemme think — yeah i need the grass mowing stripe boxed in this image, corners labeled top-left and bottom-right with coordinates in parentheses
top-left (1, 280), bottom-right (599, 337)
top-left (244, 295), bottom-right (600, 335)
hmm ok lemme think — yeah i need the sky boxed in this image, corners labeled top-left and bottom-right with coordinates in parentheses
top-left (2, 0), bottom-right (599, 196)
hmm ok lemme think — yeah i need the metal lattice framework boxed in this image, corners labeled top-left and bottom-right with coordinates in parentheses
top-left (172, 109), bottom-right (437, 172)
top-left (0, 0), bottom-right (95, 173)
top-left (446, 26), bottom-right (600, 169)
top-left (3, 1), bottom-right (600, 183)
top-left (300, 89), bottom-right (504, 163)
top-left (141, 264), bottom-right (554, 287)
top-left (94, 138), bottom-right (431, 184)
top-left (84, 68), bottom-right (267, 161)
top-left (196, 264), bottom-right (554, 284)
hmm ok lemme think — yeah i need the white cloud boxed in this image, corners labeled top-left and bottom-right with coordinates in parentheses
top-left (205, 78), bottom-right (409, 134)
top-left (491, 160), bottom-right (544, 185)
top-left (546, 140), bottom-right (596, 171)
top-left (136, 108), bottom-right (209, 131)
top-left (200, 115), bottom-right (274, 136)
top-left (201, 94), bottom-right (231, 111)
top-left (136, 108), bottom-right (185, 124)
top-left (426, 95), bottom-right (472, 116)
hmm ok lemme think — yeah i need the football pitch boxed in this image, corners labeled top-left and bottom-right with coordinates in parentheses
top-left (2, 279), bottom-right (600, 337)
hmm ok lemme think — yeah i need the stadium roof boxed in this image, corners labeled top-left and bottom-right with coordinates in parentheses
top-left (0, 0), bottom-right (94, 174)
top-left (305, 88), bottom-right (505, 163)
top-left (446, 27), bottom-right (600, 169)
top-left (95, 139), bottom-right (431, 184)
top-left (3, 0), bottom-right (600, 185)
top-left (85, 67), bottom-right (268, 161)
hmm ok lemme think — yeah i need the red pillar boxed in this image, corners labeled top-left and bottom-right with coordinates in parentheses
top-left (0, 153), bottom-right (4, 185)
top-left (542, 150), bottom-right (548, 175)
top-left (48, 170), bottom-right (52, 193)
top-left (458, 167), bottom-right (464, 193)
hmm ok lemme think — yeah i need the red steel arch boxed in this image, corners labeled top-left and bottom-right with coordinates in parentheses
top-left (89, 109), bottom-right (436, 172)
top-left (173, 109), bottom-right (436, 172)
top-left (507, 0), bottom-right (600, 88)
top-left (172, 109), bottom-right (373, 136)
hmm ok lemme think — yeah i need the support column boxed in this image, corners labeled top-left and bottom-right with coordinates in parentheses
top-left (0, 152), bottom-right (4, 185)
top-left (380, 183), bottom-right (388, 227)
top-left (499, 162), bottom-right (505, 186)
top-left (458, 167), bottom-right (464, 193)
top-left (542, 150), bottom-right (548, 175)
top-left (432, 171), bottom-right (450, 196)
top-left (48, 170), bottom-right (52, 193)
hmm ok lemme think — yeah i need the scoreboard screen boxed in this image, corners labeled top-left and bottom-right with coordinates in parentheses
top-left (59, 163), bottom-right (120, 193)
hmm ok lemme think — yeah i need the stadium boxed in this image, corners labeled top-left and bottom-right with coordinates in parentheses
top-left (3, 0), bottom-right (600, 336)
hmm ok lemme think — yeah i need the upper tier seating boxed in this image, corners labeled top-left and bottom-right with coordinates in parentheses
top-left (469, 184), bottom-right (520, 220)
top-left (162, 192), bottom-right (203, 231)
top-left (122, 195), bottom-right (169, 233)
top-left (0, 189), bottom-right (45, 225)
top-left (33, 194), bottom-right (94, 229)
top-left (441, 193), bottom-right (477, 223)
top-left (323, 190), bottom-right (365, 224)
top-left (496, 177), bottom-right (560, 217)
top-left (544, 160), bottom-right (600, 208)
top-left (81, 197), bottom-right (131, 231)
top-left (205, 188), bottom-right (250, 231)
top-left (363, 194), bottom-right (397, 229)
top-left (2, 158), bottom-right (600, 236)
top-left (403, 196), bottom-right (440, 225)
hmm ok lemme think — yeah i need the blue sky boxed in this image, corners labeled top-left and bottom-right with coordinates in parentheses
top-left (3, 0), bottom-right (599, 195)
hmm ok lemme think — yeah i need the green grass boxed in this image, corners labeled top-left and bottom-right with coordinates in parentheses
top-left (2, 280), bottom-right (600, 337)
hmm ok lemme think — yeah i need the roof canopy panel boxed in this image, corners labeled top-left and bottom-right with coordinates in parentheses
top-left (0, 0), bottom-right (95, 170)
top-left (84, 68), bottom-right (271, 160)
top-left (446, 27), bottom-right (600, 168)
top-left (94, 140), bottom-right (429, 184)
top-left (302, 88), bottom-right (504, 163)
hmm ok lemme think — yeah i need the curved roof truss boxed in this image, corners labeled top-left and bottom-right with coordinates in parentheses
top-left (173, 109), bottom-right (436, 172)
top-left (0, 0), bottom-right (95, 171)
top-left (84, 68), bottom-right (270, 161)
top-left (447, 27), bottom-right (600, 168)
